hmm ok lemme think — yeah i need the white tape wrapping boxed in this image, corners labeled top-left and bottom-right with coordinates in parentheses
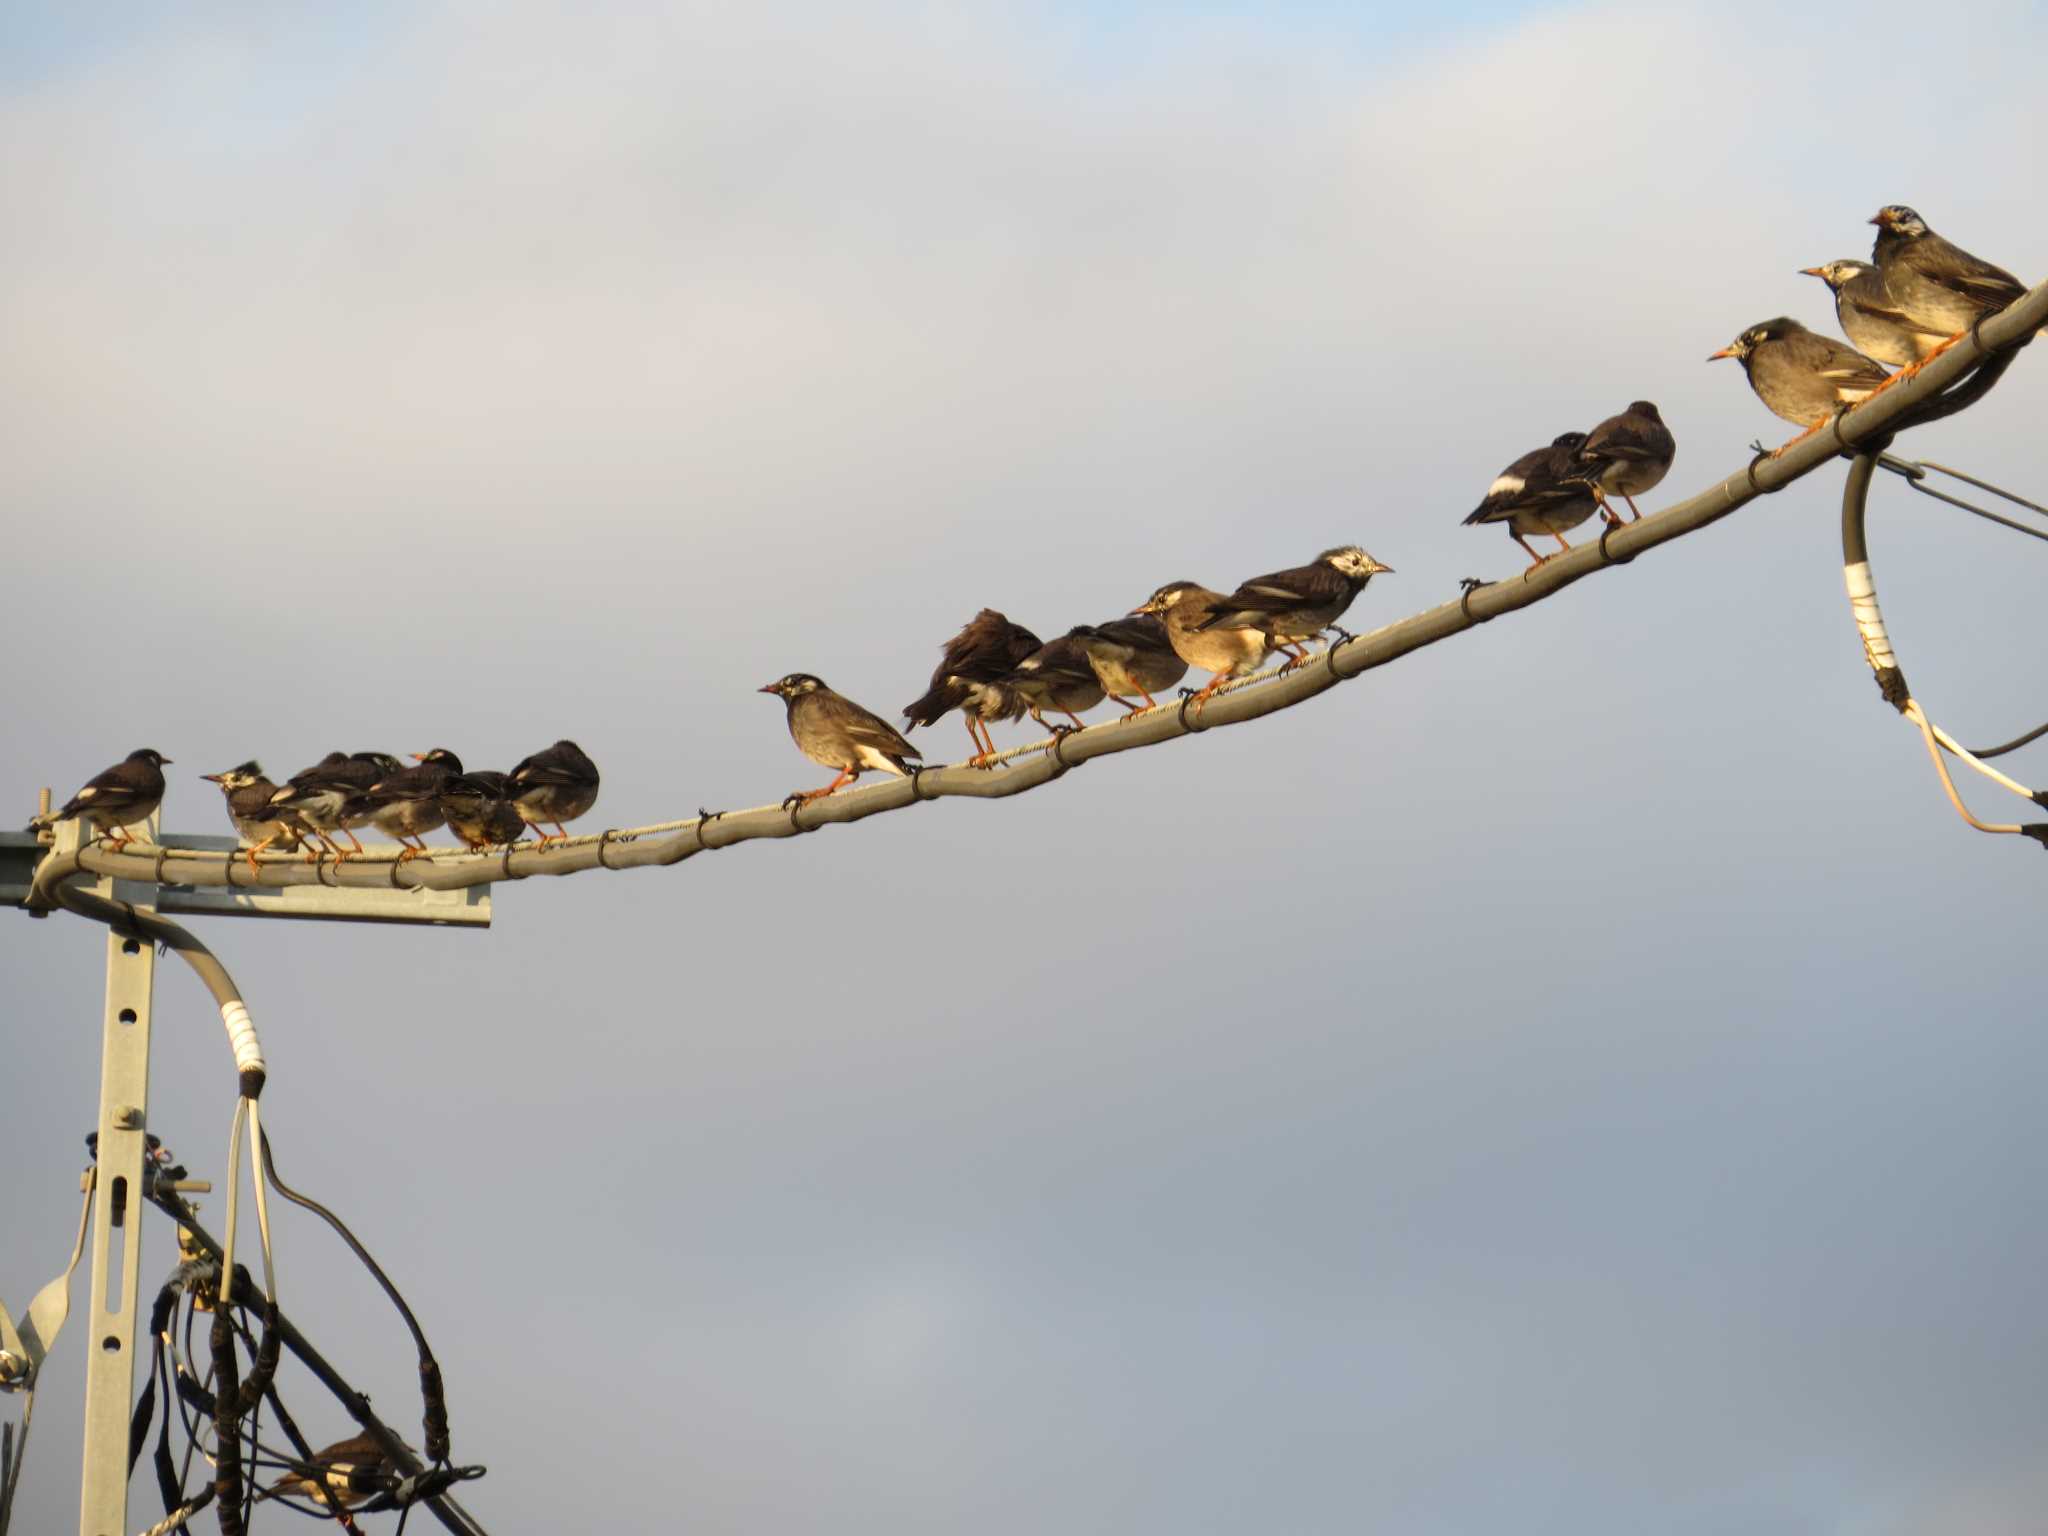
top-left (220, 1000), bottom-right (266, 1076)
top-left (1843, 560), bottom-right (1897, 672)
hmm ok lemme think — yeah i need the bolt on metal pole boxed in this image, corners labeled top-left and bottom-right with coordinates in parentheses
top-left (74, 817), bottom-right (156, 1536)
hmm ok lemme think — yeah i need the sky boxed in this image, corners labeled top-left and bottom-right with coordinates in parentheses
top-left (3, 1), bottom-right (2045, 1533)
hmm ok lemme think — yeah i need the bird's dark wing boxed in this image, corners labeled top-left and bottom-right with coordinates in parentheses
top-left (1915, 237), bottom-right (2026, 308)
top-left (1195, 563), bottom-right (1346, 627)
top-left (1580, 418), bottom-right (1667, 466)
top-left (823, 695), bottom-right (923, 763)
top-left (507, 752), bottom-right (591, 787)
top-left (903, 677), bottom-right (972, 728)
top-left (1085, 616), bottom-right (1170, 651)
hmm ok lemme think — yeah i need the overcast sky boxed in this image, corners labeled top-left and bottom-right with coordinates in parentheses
top-left (4, 2), bottom-right (2046, 1533)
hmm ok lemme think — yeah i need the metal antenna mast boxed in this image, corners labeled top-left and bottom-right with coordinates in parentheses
top-left (2, 820), bottom-right (488, 1536)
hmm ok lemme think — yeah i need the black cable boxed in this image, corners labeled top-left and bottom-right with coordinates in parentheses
top-left (259, 1128), bottom-right (452, 1463)
top-left (1964, 719), bottom-right (2048, 760)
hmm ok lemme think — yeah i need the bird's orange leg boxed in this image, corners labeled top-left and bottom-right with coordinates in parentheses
top-left (1623, 495), bottom-right (1643, 522)
top-left (1770, 418), bottom-right (1830, 458)
top-left (1062, 710), bottom-right (1087, 729)
top-left (794, 770), bottom-right (856, 804)
top-left (1111, 694), bottom-right (1145, 716)
top-left (1513, 533), bottom-right (1551, 569)
top-left (1593, 488), bottom-right (1622, 528)
top-left (1552, 532), bottom-right (1575, 554)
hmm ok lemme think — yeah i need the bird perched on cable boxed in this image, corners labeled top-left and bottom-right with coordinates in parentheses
top-left (200, 761), bottom-right (301, 873)
top-left (1800, 259), bottom-right (1940, 370)
top-left (258, 1430), bottom-right (398, 1529)
top-left (1463, 432), bottom-right (1598, 567)
top-left (504, 740), bottom-right (600, 848)
top-left (762, 674), bottom-right (923, 804)
top-left (1708, 318), bottom-right (1889, 456)
top-left (1003, 628), bottom-right (1106, 732)
top-left (1193, 545), bottom-right (1393, 668)
top-left (1074, 614), bottom-right (1188, 715)
top-left (357, 749), bottom-right (463, 861)
top-left (438, 770), bottom-right (526, 850)
top-left (1132, 581), bottom-right (1274, 705)
top-left (902, 608), bottom-right (1042, 765)
top-left (268, 752), bottom-right (401, 859)
top-left (1576, 403), bottom-right (1675, 525)
top-left (30, 749), bottom-right (171, 851)
top-left (1869, 205), bottom-right (2029, 378)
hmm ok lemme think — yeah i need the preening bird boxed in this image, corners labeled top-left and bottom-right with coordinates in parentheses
top-left (1003, 628), bottom-right (1106, 732)
top-left (1463, 432), bottom-right (1598, 567)
top-left (1869, 204), bottom-right (2028, 375)
top-left (1194, 545), bottom-right (1392, 667)
top-left (504, 740), bottom-right (600, 848)
top-left (33, 749), bottom-right (171, 851)
top-left (902, 608), bottom-right (1042, 765)
top-left (1132, 581), bottom-right (1273, 704)
top-left (1576, 403), bottom-right (1675, 524)
top-left (762, 674), bottom-right (923, 804)
top-left (1800, 259), bottom-right (1942, 370)
top-left (358, 749), bottom-right (464, 860)
top-left (438, 770), bottom-right (526, 850)
top-left (1074, 614), bottom-right (1188, 714)
top-left (1708, 318), bottom-right (1889, 456)
top-left (200, 760), bottom-right (301, 873)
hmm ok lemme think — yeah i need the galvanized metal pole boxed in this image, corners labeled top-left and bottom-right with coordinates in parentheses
top-left (73, 816), bottom-right (157, 1536)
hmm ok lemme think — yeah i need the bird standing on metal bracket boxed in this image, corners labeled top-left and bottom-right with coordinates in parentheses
top-left (359, 749), bottom-right (464, 861)
top-left (504, 739), bottom-right (601, 848)
top-left (201, 761), bottom-right (301, 873)
top-left (901, 608), bottom-right (1042, 765)
top-left (1003, 627), bottom-right (1107, 733)
top-left (31, 749), bottom-right (171, 852)
top-left (1800, 259), bottom-right (1942, 370)
top-left (1074, 614), bottom-right (1188, 715)
top-left (438, 769), bottom-right (527, 850)
top-left (1708, 318), bottom-right (1889, 457)
top-left (1132, 580), bottom-right (1274, 705)
top-left (1194, 545), bottom-right (1393, 668)
top-left (1576, 403), bottom-right (1675, 525)
top-left (1464, 432), bottom-right (1598, 567)
top-left (1869, 204), bottom-right (2029, 386)
top-left (762, 674), bottom-right (923, 804)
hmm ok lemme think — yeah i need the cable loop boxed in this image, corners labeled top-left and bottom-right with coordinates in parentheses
top-left (908, 767), bottom-right (938, 801)
top-left (595, 829), bottom-right (618, 869)
top-left (1176, 690), bottom-right (1210, 734)
top-left (1744, 445), bottom-right (1778, 495)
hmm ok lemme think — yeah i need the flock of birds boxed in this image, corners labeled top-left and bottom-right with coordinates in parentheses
top-left (25, 205), bottom-right (2032, 865)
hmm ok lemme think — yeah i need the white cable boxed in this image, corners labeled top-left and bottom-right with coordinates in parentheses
top-left (219, 1100), bottom-right (247, 1307)
top-left (1923, 718), bottom-right (2041, 802)
top-left (1843, 560), bottom-right (1897, 672)
top-left (1903, 703), bottom-right (2023, 834)
top-left (245, 1099), bottom-right (277, 1301)
top-left (219, 1001), bottom-right (265, 1079)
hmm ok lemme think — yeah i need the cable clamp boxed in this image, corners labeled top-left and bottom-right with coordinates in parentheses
top-left (1176, 687), bottom-right (1210, 734)
top-left (1744, 443), bottom-right (1780, 495)
top-left (595, 829), bottom-right (618, 869)
top-left (908, 767), bottom-right (938, 801)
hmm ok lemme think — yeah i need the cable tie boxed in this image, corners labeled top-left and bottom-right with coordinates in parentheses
top-left (908, 766), bottom-right (938, 801)
top-left (1744, 444), bottom-right (1778, 495)
top-left (595, 829), bottom-right (618, 869)
top-left (1176, 688), bottom-right (1210, 734)
top-left (1048, 729), bottom-right (1077, 770)
top-left (1597, 522), bottom-right (1635, 567)
top-left (1457, 578), bottom-right (1492, 625)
